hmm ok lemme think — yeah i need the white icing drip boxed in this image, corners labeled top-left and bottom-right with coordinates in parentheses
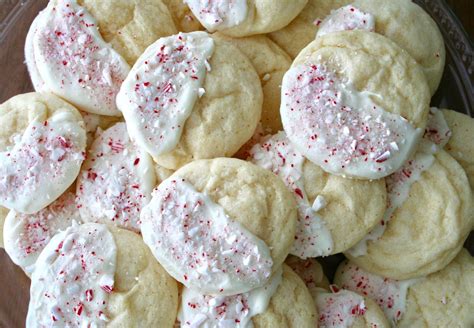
top-left (26, 223), bottom-right (117, 327)
top-left (178, 267), bottom-right (283, 327)
top-left (336, 261), bottom-right (420, 325)
top-left (185, 0), bottom-right (248, 32)
top-left (27, 0), bottom-right (130, 116)
top-left (316, 289), bottom-right (367, 328)
top-left (317, 5), bottom-right (376, 37)
top-left (348, 108), bottom-right (451, 256)
top-left (420, 107), bottom-right (451, 153)
top-left (281, 64), bottom-right (421, 179)
top-left (249, 132), bottom-right (333, 259)
top-left (3, 192), bottom-right (82, 275)
top-left (140, 177), bottom-right (273, 296)
top-left (117, 32), bottom-right (214, 158)
top-left (0, 112), bottom-right (86, 214)
top-left (76, 123), bottom-right (155, 232)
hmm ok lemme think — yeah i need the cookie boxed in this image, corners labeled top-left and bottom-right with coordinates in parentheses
top-left (268, 0), bottom-right (350, 58)
top-left (26, 223), bottom-right (178, 326)
top-left (213, 33), bottom-right (292, 134)
top-left (3, 192), bottom-right (82, 275)
top-left (315, 288), bottom-right (390, 328)
top-left (0, 93), bottom-right (86, 214)
top-left (117, 32), bottom-right (263, 170)
top-left (162, 0), bottom-right (203, 32)
top-left (184, 0), bottom-right (308, 37)
top-left (25, 0), bottom-right (131, 116)
top-left (286, 255), bottom-right (330, 299)
top-left (80, 111), bottom-right (123, 147)
top-left (334, 0), bottom-right (445, 95)
top-left (249, 132), bottom-right (387, 257)
top-left (76, 123), bottom-right (156, 232)
top-left (335, 249), bottom-right (474, 327)
top-left (346, 150), bottom-right (473, 280)
top-left (442, 109), bottom-right (474, 188)
top-left (78, 0), bottom-right (178, 64)
top-left (179, 264), bottom-right (317, 327)
top-left (141, 158), bottom-right (297, 295)
top-left (281, 31), bottom-right (430, 179)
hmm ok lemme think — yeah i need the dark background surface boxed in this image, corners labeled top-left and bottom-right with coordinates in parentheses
top-left (0, 1), bottom-right (472, 327)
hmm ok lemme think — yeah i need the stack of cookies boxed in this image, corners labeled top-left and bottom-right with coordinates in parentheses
top-left (0, 0), bottom-right (473, 327)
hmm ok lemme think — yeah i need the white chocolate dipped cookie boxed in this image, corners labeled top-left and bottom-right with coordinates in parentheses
top-left (3, 192), bottom-right (82, 275)
top-left (249, 132), bottom-right (387, 257)
top-left (213, 33), bottom-right (292, 134)
top-left (141, 158), bottom-right (297, 295)
top-left (315, 287), bottom-right (389, 328)
top-left (117, 32), bottom-right (263, 170)
top-left (0, 93), bottom-right (86, 214)
top-left (77, 0), bottom-right (178, 64)
top-left (76, 123), bottom-right (156, 232)
top-left (25, 0), bottom-right (131, 116)
top-left (335, 250), bottom-right (474, 327)
top-left (286, 255), bottom-right (330, 299)
top-left (316, 0), bottom-right (445, 95)
top-left (268, 0), bottom-right (351, 58)
top-left (346, 150), bottom-right (473, 280)
top-left (26, 223), bottom-right (178, 327)
top-left (442, 109), bottom-right (474, 188)
top-left (281, 31), bottom-right (430, 179)
top-left (80, 111), bottom-right (123, 147)
top-left (184, 0), bottom-right (308, 37)
top-left (179, 264), bottom-right (317, 327)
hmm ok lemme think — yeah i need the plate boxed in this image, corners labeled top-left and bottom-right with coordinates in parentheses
top-left (0, 0), bottom-right (472, 326)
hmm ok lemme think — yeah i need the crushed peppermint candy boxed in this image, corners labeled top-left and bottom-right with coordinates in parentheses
top-left (140, 177), bottom-right (273, 296)
top-left (26, 223), bottom-right (117, 327)
top-left (3, 192), bottom-right (83, 275)
top-left (336, 261), bottom-right (420, 325)
top-left (316, 289), bottom-right (367, 328)
top-left (178, 267), bottom-right (282, 327)
top-left (28, 0), bottom-right (130, 116)
top-left (249, 132), bottom-right (333, 259)
top-left (76, 123), bottom-right (155, 232)
top-left (280, 63), bottom-right (421, 179)
top-left (0, 112), bottom-right (86, 214)
top-left (420, 107), bottom-right (451, 151)
top-left (317, 5), bottom-right (375, 37)
top-left (184, 0), bottom-right (248, 31)
top-left (117, 31), bottom-right (214, 158)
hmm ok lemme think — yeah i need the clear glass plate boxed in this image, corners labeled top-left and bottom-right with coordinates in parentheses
top-left (0, 0), bottom-right (472, 326)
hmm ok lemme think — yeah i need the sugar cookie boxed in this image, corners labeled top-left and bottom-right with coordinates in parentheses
top-left (268, 0), bottom-right (351, 58)
top-left (80, 111), bottom-right (122, 147)
top-left (25, 0), bottom-right (130, 116)
top-left (117, 32), bottom-right (262, 170)
top-left (3, 192), bottom-right (81, 275)
top-left (281, 31), bottom-right (430, 179)
top-left (162, 0), bottom-right (203, 32)
top-left (346, 150), bottom-right (473, 280)
top-left (26, 223), bottom-right (178, 327)
top-left (315, 288), bottom-right (389, 328)
top-left (286, 256), bottom-right (330, 299)
top-left (141, 158), bottom-right (297, 295)
top-left (442, 109), bottom-right (474, 188)
top-left (78, 0), bottom-right (178, 64)
top-left (335, 250), bottom-right (474, 327)
top-left (0, 93), bottom-right (86, 214)
top-left (249, 132), bottom-right (387, 256)
top-left (185, 0), bottom-right (308, 37)
top-left (76, 123), bottom-right (156, 232)
top-left (213, 33), bottom-right (291, 134)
